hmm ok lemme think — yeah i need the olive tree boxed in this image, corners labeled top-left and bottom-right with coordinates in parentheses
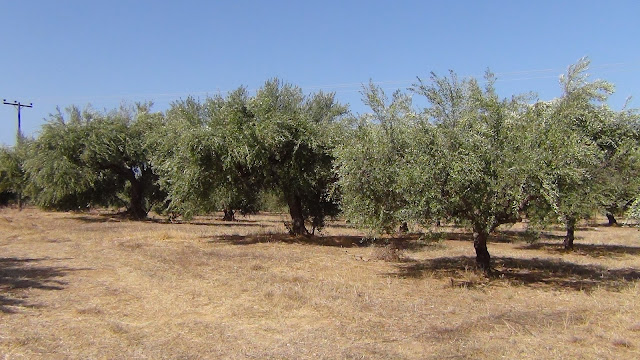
top-left (25, 104), bottom-right (163, 218)
top-left (0, 143), bottom-right (30, 208)
top-left (338, 72), bottom-right (537, 271)
top-left (148, 80), bottom-right (347, 233)
top-left (408, 71), bottom-right (536, 271)
top-left (597, 108), bottom-right (640, 226)
top-left (532, 58), bottom-right (639, 248)
top-left (249, 79), bottom-right (348, 235)
top-left (147, 90), bottom-right (263, 220)
top-left (335, 82), bottom-right (416, 234)
top-left (628, 195), bottom-right (640, 222)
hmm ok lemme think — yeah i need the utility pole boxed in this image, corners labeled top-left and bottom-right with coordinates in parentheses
top-left (2, 99), bottom-right (32, 210)
top-left (3, 99), bottom-right (33, 144)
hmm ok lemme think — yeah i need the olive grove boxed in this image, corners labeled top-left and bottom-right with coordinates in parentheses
top-left (2, 58), bottom-right (638, 272)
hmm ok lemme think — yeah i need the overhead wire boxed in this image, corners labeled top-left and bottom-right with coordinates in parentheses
top-left (25, 61), bottom-right (640, 105)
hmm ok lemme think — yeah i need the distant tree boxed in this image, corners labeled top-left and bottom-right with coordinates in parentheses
top-left (596, 108), bottom-right (640, 226)
top-left (527, 101), bottom-right (602, 249)
top-left (25, 104), bottom-right (163, 218)
top-left (531, 58), bottom-right (637, 248)
top-left (628, 195), bottom-right (640, 223)
top-left (0, 143), bottom-right (30, 208)
top-left (203, 88), bottom-right (266, 220)
top-left (249, 79), bottom-right (348, 235)
top-left (144, 97), bottom-right (208, 218)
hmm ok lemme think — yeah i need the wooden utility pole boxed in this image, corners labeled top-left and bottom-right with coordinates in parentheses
top-left (3, 99), bottom-right (33, 210)
top-left (3, 99), bottom-right (33, 144)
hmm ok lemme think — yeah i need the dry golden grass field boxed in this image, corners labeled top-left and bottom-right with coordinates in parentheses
top-left (1, 207), bottom-right (640, 359)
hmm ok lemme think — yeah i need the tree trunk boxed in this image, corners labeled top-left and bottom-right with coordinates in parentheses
top-left (606, 212), bottom-right (617, 226)
top-left (473, 226), bottom-right (491, 273)
top-left (564, 217), bottom-right (576, 250)
top-left (287, 194), bottom-right (308, 236)
top-left (222, 208), bottom-right (235, 221)
top-left (127, 178), bottom-right (147, 220)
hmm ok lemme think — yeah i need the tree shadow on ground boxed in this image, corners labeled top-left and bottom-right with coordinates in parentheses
top-left (72, 216), bottom-right (113, 223)
top-left (436, 230), bottom-right (568, 244)
top-left (496, 230), bottom-right (567, 242)
top-left (211, 234), bottom-right (372, 247)
top-left (0, 257), bottom-right (80, 313)
top-left (518, 242), bottom-right (640, 258)
top-left (323, 221), bottom-right (359, 230)
top-left (148, 213), bottom-right (291, 226)
top-left (149, 219), bottom-right (269, 228)
top-left (210, 233), bottom-right (433, 249)
top-left (389, 256), bottom-right (640, 291)
top-left (539, 222), bottom-right (604, 232)
top-left (74, 214), bottom-right (270, 228)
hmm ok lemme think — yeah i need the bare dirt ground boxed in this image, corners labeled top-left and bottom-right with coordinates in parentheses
top-left (1, 208), bottom-right (639, 359)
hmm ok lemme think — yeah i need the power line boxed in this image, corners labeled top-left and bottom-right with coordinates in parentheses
top-left (20, 61), bottom-right (640, 106)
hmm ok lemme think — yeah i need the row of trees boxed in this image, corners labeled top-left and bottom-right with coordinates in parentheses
top-left (1, 80), bottom-right (347, 235)
top-left (2, 58), bottom-right (639, 271)
top-left (338, 59), bottom-right (640, 270)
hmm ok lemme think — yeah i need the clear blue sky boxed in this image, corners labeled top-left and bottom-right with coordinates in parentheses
top-left (1, 0), bottom-right (639, 146)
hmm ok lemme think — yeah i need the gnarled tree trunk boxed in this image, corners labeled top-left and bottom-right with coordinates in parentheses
top-left (222, 208), bottom-right (235, 221)
top-left (473, 225), bottom-right (491, 273)
top-left (399, 221), bottom-right (409, 233)
top-left (287, 193), bottom-right (308, 236)
top-left (564, 216), bottom-right (576, 250)
top-left (127, 177), bottom-right (147, 220)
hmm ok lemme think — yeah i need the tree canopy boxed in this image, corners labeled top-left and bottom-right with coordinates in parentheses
top-left (24, 104), bottom-right (163, 218)
top-left (147, 79), bottom-right (348, 234)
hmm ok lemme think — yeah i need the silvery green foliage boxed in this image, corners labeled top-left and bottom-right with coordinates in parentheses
top-left (335, 81), bottom-right (416, 234)
top-left (144, 97), bottom-right (208, 218)
top-left (532, 58), bottom-right (625, 228)
top-left (25, 107), bottom-right (101, 208)
top-left (0, 143), bottom-right (29, 205)
top-left (146, 89), bottom-right (263, 219)
top-left (337, 71), bottom-right (535, 269)
top-left (337, 73), bottom-right (536, 239)
top-left (24, 104), bottom-right (161, 218)
top-left (628, 197), bottom-right (640, 222)
top-left (598, 107), bottom-right (640, 220)
top-left (249, 79), bottom-right (348, 234)
top-left (147, 79), bottom-right (347, 232)
top-left (409, 71), bottom-right (535, 235)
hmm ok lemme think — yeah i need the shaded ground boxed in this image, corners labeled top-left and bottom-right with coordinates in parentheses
top-left (519, 242), bottom-right (640, 258)
top-left (0, 257), bottom-right (79, 313)
top-left (391, 255), bottom-right (640, 291)
top-left (211, 233), bottom-right (431, 249)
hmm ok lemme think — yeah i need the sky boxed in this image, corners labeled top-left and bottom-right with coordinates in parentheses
top-left (1, 0), bottom-right (639, 146)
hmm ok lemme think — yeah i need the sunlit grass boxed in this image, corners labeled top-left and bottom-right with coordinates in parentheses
top-left (1, 207), bottom-right (639, 359)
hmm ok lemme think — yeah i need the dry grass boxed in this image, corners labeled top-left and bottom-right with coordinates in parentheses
top-left (1, 208), bottom-right (640, 359)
